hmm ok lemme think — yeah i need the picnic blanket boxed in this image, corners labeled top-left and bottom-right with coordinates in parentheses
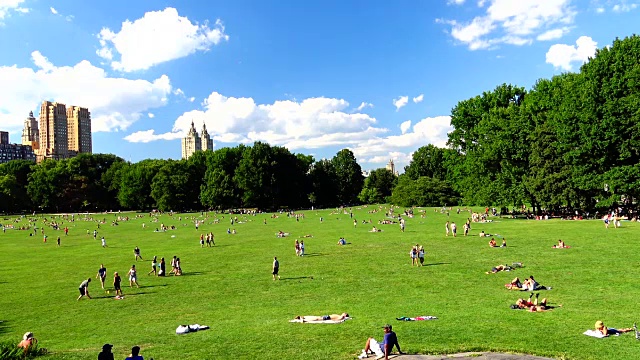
top-left (289, 317), bottom-right (351, 324)
top-left (583, 330), bottom-right (609, 338)
top-left (176, 324), bottom-right (210, 335)
top-left (396, 316), bottom-right (438, 321)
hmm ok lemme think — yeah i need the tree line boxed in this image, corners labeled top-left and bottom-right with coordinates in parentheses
top-left (1, 35), bottom-right (638, 213)
top-left (0, 144), bottom-right (366, 213)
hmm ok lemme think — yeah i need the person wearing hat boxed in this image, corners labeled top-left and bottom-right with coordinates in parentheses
top-left (17, 332), bottom-right (37, 350)
top-left (98, 344), bottom-right (114, 360)
top-left (125, 345), bottom-right (144, 360)
top-left (594, 320), bottom-right (634, 336)
top-left (358, 324), bottom-right (403, 359)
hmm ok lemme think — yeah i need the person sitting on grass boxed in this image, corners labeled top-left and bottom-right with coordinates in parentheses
top-left (125, 345), bottom-right (144, 360)
top-left (370, 226), bottom-right (382, 232)
top-left (358, 324), bottom-right (403, 359)
top-left (501, 239), bottom-right (507, 247)
top-left (552, 239), bottom-right (571, 248)
top-left (294, 313), bottom-right (349, 322)
top-left (98, 344), bottom-right (114, 360)
top-left (594, 321), bottom-right (634, 336)
top-left (489, 238), bottom-right (497, 247)
top-left (338, 237), bottom-right (347, 245)
top-left (18, 332), bottom-right (37, 350)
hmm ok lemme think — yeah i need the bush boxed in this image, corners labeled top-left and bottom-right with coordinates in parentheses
top-left (0, 341), bottom-right (48, 359)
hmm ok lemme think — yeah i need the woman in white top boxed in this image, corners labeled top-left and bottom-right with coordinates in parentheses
top-left (128, 265), bottom-right (139, 288)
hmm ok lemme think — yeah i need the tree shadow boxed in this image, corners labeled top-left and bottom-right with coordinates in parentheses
top-left (0, 320), bottom-right (10, 335)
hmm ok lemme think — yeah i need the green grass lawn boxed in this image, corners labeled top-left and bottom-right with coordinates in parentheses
top-left (1, 207), bottom-right (639, 359)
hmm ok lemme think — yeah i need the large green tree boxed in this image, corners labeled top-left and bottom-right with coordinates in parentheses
top-left (331, 149), bottom-right (364, 205)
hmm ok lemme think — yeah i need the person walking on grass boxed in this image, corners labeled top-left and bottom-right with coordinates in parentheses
top-left (96, 264), bottom-right (107, 289)
top-left (113, 271), bottom-right (122, 296)
top-left (148, 256), bottom-right (158, 276)
top-left (451, 222), bottom-right (457, 237)
top-left (57, 236), bottom-right (61, 247)
top-left (128, 265), bottom-right (139, 288)
top-left (101, 236), bottom-right (107, 248)
top-left (272, 257), bottom-right (280, 280)
top-left (445, 221), bottom-right (450, 237)
top-left (77, 278), bottom-right (92, 300)
top-left (134, 246), bottom-right (143, 261)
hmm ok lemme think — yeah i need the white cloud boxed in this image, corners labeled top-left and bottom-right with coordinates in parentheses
top-left (536, 27), bottom-right (569, 41)
top-left (0, 0), bottom-right (28, 21)
top-left (125, 93), bottom-right (384, 147)
top-left (352, 116), bottom-right (453, 167)
top-left (355, 102), bottom-right (373, 111)
top-left (412, 94), bottom-right (424, 103)
top-left (400, 120), bottom-right (412, 134)
top-left (440, 0), bottom-right (575, 50)
top-left (50, 7), bottom-right (58, 15)
top-left (596, 7), bottom-right (606, 13)
top-left (448, 0), bottom-right (466, 4)
top-left (97, 7), bottom-right (229, 72)
top-left (148, 113), bottom-right (155, 118)
top-left (545, 35), bottom-right (598, 70)
top-left (188, 97), bottom-right (196, 102)
top-left (393, 96), bottom-right (409, 111)
top-left (0, 51), bottom-right (173, 133)
top-left (612, 2), bottom-right (638, 12)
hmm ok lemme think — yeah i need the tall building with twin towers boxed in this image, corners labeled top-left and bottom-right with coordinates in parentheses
top-left (181, 121), bottom-right (213, 159)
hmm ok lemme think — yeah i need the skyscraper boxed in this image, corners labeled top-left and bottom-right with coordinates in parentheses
top-left (201, 123), bottom-right (213, 152)
top-left (36, 101), bottom-right (92, 163)
top-left (181, 121), bottom-right (201, 159)
top-left (67, 105), bottom-right (92, 154)
top-left (21, 111), bottom-right (39, 150)
top-left (37, 101), bottom-right (68, 162)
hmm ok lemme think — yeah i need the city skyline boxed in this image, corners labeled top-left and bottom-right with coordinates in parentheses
top-left (0, 1), bottom-right (638, 168)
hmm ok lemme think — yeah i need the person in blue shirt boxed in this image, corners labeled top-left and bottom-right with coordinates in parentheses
top-left (125, 345), bottom-right (143, 360)
top-left (358, 324), bottom-right (403, 359)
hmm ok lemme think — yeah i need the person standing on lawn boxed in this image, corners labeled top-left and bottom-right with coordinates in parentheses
top-left (77, 278), bottom-right (92, 300)
top-left (272, 257), bottom-right (280, 280)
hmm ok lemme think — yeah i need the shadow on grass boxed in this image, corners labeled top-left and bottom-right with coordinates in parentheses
top-left (424, 262), bottom-right (451, 267)
top-left (137, 284), bottom-right (168, 289)
top-left (0, 320), bottom-right (9, 335)
top-left (280, 276), bottom-right (314, 281)
top-left (180, 271), bottom-right (207, 276)
top-left (301, 253), bottom-right (324, 257)
top-left (94, 292), bottom-right (151, 300)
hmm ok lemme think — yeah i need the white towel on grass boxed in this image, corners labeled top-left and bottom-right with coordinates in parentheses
top-left (289, 317), bottom-right (351, 324)
top-left (583, 330), bottom-right (611, 338)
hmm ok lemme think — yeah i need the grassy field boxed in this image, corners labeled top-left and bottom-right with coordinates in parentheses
top-left (0, 206), bottom-right (639, 359)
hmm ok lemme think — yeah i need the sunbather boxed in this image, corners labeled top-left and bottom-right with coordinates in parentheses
top-left (294, 313), bottom-right (349, 322)
top-left (552, 239), bottom-right (570, 248)
top-left (486, 264), bottom-right (511, 274)
top-left (512, 293), bottom-right (558, 312)
top-left (595, 321), bottom-right (634, 336)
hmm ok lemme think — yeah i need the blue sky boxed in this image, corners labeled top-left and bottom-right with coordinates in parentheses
top-left (0, 0), bottom-right (638, 168)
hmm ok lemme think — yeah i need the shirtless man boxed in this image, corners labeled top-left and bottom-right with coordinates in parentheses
top-left (294, 313), bottom-right (349, 322)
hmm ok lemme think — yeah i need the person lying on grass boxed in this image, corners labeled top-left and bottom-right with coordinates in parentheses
top-left (486, 264), bottom-right (511, 274)
top-left (552, 239), bottom-right (571, 248)
top-left (594, 321), bottom-right (634, 336)
top-left (294, 313), bottom-right (349, 322)
top-left (511, 293), bottom-right (560, 312)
